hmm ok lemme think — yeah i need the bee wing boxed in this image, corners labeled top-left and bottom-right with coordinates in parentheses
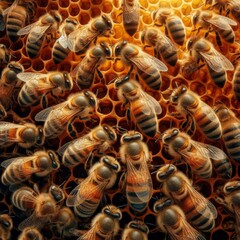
top-left (71, 62), bottom-right (82, 77)
top-left (139, 89), bottom-right (162, 115)
top-left (2, 0), bottom-right (19, 17)
top-left (29, 25), bottom-right (52, 43)
top-left (123, 0), bottom-right (139, 24)
top-left (126, 153), bottom-right (153, 202)
top-left (157, 32), bottom-right (177, 52)
top-left (17, 72), bottom-right (48, 82)
top-left (68, 26), bottom-right (98, 52)
top-left (79, 224), bottom-right (98, 240)
top-left (199, 48), bottom-right (234, 72)
top-left (18, 213), bottom-right (45, 231)
top-left (34, 102), bottom-right (68, 122)
top-left (1, 156), bottom-right (36, 168)
top-left (17, 21), bottom-right (38, 36)
top-left (0, 121), bottom-right (23, 131)
top-left (58, 30), bottom-right (69, 49)
top-left (131, 51), bottom-right (168, 72)
top-left (207, 15), bottom-right (237, 29)
top-left (229, 0), bottom-right (240, 11)
top-left (66, 177), bottom-right (107, 206)
top-left (185, 181), bottom-right (218, 219)
top-left (165, 216), bottom-right (206, 240)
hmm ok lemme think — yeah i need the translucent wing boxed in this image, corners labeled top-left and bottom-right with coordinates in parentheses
top-left (2, 0), bottom-right (19, 17)
top-left (58, 30), bottom-right (69, 49)
top-left (122, 0), bottom-right (140, 24)
top-left (138, 88), bottom-right (162, 115)
top-left (34, 102), bottom-right (68, 122)
top-left (165, 215), bottom-right (206, 240)
top-left (131, 51), bottom-right (168, 72)
top-left (70, 62), bottom-right (82, 77)
top-left (157, 31), bottom-right (178, 52)
top-left (184, 181), bottom-right (218, 219)
top-left (17, 72), bottom-right (48, 82)
top-left (18, 213), bottom-right (45, 231)
top-left (17, 22), bottom-right (38, 36)
top-left (67, 26), bottom-right (99, 52)
top-left (0, 121), bottom-right (23, 131)
top-left (200, 48), bottom-right (234, 72)
top-left (126, 152), bottom-right (153, 202)
top-left (207, 15), bottom-right (237, 30)
top-left (66, 176), bottom-right (107, 206)
top-left (79, 224), bottom-right (98, 240)
top-left (28, 25), bottom-right (51, 43)
top-left (1, 155), bottom-right (36, 168)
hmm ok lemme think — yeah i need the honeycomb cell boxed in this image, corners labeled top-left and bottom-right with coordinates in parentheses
top-left (32, 59), bottom-right (45, 71)
top-left (91, 7), bottom-right (101, 18)
top-left (79, 12), bottom-right (91, 25)
top-left (69, 3), bottom-right (80, 16)
top-left (92, 0), bottom-right (103, 4)
top-left (11, 40), bottom-right (23, 51)
top-left (40, 48), bottom-right (52, 61)
top-left (115, 103), bottom-right (126, 117)
top-left (212, 230), bottom-right (229, 240)
top-left (192, 0), bottom-right (205, 8)
top-left (170, 0), bottom-right (183, 8)
top-left (59, 0), bottom-right (70, 8)
top-left (101, 1), bottom-right (113, 13)
top-left (181, 3), bottom-right (192, 15)
top-left (47, 2), bottom-right (59, 11)
top-left (37, 0), bottom-right (48, 7)
top-left (45, 61), bottom-right (57, 71)
top-left (101, 116), bottom-right (118, 126)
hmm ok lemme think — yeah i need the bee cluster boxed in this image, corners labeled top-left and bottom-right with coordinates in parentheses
top-left (1, 0), bottom-right (240, 239)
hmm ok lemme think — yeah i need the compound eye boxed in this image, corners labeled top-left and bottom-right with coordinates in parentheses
top-left (172, 129), bottom-right (179, 136)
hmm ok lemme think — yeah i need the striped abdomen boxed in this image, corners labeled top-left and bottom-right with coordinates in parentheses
top-left (222, 124), bottom-right (240, 163)
top-left (11, 188), bottom-right (36, 211)
top-left (6, 6), bottom-right (27, 42)
top-left (207, 65), bottom-right (226, 88)
top-left (63, 140), bottom-right (98, 167)
top-left (26, 33), bottom-right (44, 58)
top-left (132, 102), bottom-right (157, 137)
top-left (74, 184), bottom-right (102, 218)
top-left (217, 28), bottom-right (235, 43)
top-left (137, 68), bottom-right (161, 90)
top-left (173, 186), bottom-right (215, 232)
top-left (18, 84), bottom-right (41, 106)
top-left (192, 105), bottom-right (222, 140)
top-left (158, 44), bottom-right (177, 66)
top-left (167, 16), bottom-right (185, 46)
top-left (233, 66), bottom-right (240, 101)
top-left (211, 157), bottom-right (232, 178)
top-left (52, 41), bottom-right (70, 64)
top-left (126, 173), bottom-right (150, 213)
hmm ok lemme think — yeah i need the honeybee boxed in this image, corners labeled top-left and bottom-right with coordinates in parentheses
top-left (67, 14), bottom-right (113, 54)
top-left (121, 220), bottom-right (149, 240)
top-left (162, 128), bottom-right (232, 179)
top-left (17, 71), bottom-right (73, 107)
top-left (0, 1), bottom-right (11, 31)
top-left (156, 164), bottom-right (218, 232)
top-left (122, 0), bottom-right (140, 36)
top-left (66, 155), bottom-right (121, 218)
top-left (17, 10), bottom-right (62, 58)
top-left (51, 207), bottom-right (77, 238)
top-left (5, 0), bottom-right (35, 42)
top-left (214, 104), bottom-right (240, 163)
top-left (0, 62), bottom-right (24, 119)
top-left (0, 121), bottom-right (44, 148)
top-left (216, 181), bottom-right (240, 240)
top-left (193, 10), bottom-right (237, 43)
top-left (0, 44), bottom-right (10, 65)
top-left (233, 63), bottom-right (240, 101)
top-left (59, 124), bottom-right (117, 168)
top-left (227, 0), bottom-right (240, 23)
top-left (141, 27), bottom-right (178, 66)
top-left (72, 42), bottom-right (112, 90)
top-left (0, 214), bottom-right (13, 240)
top-left (52, 18), bottom-right (78, 64)
top-left (153, 198), bottom-right (206, 240)
top-left (77, 205), bottom-right (122, 240)
top-left (18, 227), bottom-right (43, 240)
top-left (48, 184), bottom-right (65, 204)
top-left (120, 131), bottom-right (153, 213)
top-left (1, 150), bottom-right (60, 185)
top-left (115, 41), bottom-right (168, 90)
top-left (152, 8), bottom-right (186, 46)
top-left (11, 186), bottom-right (58, 230)
top-left (115, 75), bottom-right (161, 137)
top-left (169, 85), bottom-right (222, 140)
top-left (187, 37), bottom-right (234, 87)
top-left (35, 91), bottom-right (97, 139)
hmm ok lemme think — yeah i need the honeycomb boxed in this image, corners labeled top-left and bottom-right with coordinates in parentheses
top-left (0, 0), bottom-right (240, 239)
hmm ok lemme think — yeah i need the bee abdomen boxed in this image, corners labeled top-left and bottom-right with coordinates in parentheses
top-left (44, 120), bottom-right (65, 139)
top-left (137, 69), bottom-right (161, 90)
top-left (1, 165), bottom-right (24, 185)
top-left (195, 162), bottom-right (212, 178)
top-left (195, 109), bottom-right (221, 140)
top-left (212, 158), bottom-right (232, 178)
top-left (74, 199), bottom-right (99, 218)
top-left (159, 45), bottom-right (177, 66)
top-left (208, 66), bottom-right (226, 88)
top-left (26, 35), bottom-right (44, 58)
top-left (18, 88), bottom-right (39, 106)
top-left (53, 43), bottom-right (70, 64)
top-left (12, 189), bottom-right (35, 210)
top-left (167, 19), bottom-right (185, 45)
top-left (63, 145), bottom-right (87, 167)
top-left (233, 68), bottom-right (240, 101)
top-left (6, 8), bottom-right (26, 42)
top-left (223, 127), bottom-right (240, 162)
top-left (218, 29), bottom-right (235, 43)
top-left (135, 111), bottom-right (157, 137)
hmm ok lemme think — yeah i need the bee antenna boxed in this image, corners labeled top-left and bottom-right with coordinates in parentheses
top-left (112, 125), bottom-right (127, 134)
top-left (117, 204), bottom-right (127, 208)
top-left (107, 76), bottom-right (119, 85)
top-left (155, 132), bottom-right (163, 142)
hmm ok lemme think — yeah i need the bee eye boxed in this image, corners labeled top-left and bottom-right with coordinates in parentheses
top-left (172, 129), bottom-right (179, 136)
top-left (172, 96), bottom-right (178, 102)
top-left (182, 87), bottom-right (187, 92)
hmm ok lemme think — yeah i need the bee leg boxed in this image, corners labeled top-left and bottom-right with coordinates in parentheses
top-left (96, 68), bottom-right (104, 84)
top-left (67, 122), bottom-right (77, 138)
top-left (40, 95), bottom-right (48, 109)
top-left (215, 31), bottom-right (222, 47)
top-left (84, 152), bottom-right (94, 170)
top-left (118, 171), bottom-right (126, 191)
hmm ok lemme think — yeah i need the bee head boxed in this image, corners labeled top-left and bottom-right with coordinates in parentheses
top-left (153, 198), bottom-right (173, 213)
top-left (115, 41), bottom-right (128, 56)
top-left (156, 164), bottom-right (176, 182)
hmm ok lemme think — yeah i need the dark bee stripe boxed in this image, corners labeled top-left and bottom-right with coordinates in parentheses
top-left (53, 43), bottom-right (70, 64)
top-left (74, 199), bottom-right (99, 218)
